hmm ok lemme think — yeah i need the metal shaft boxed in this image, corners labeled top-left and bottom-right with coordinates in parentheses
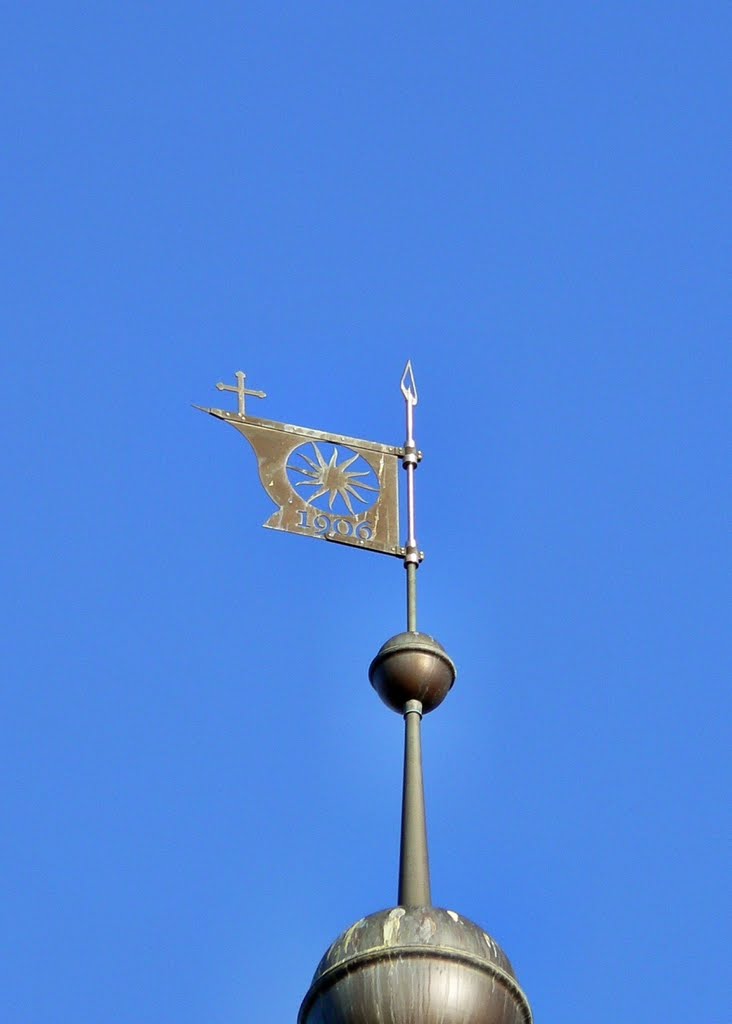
top-left (404, 402), bottom-right (418, 632)
top-left (405, 400), bottom-right (417, 548)
top-left (398, 699), bottom-right (431, 906)
top-left (401, 361), bottom-right (420, 633)
top-left (406, 562), bottom-right (418, 632)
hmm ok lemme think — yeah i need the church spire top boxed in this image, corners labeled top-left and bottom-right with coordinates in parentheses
top-left (197, 361), bottom-right (532, 1024)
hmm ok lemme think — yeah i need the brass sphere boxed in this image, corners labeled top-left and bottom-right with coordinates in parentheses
top-left (369, 632), bottom-right (456, 713)
top-left (299, 906), bottom-right (532, 1024)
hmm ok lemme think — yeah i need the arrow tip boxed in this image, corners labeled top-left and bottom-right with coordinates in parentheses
top-left (400, 360), bottom-right (418, 406)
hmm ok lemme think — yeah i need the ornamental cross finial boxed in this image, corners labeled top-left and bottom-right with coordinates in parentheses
top-left (216, 370), bottom-right (267, 417)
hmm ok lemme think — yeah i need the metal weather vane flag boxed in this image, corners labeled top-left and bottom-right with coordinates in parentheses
top-left (195, 363), bottom-right (420, 567)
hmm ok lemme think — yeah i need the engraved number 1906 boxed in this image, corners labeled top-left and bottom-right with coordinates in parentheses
top-left (297, 507), bottom-right (374, 542)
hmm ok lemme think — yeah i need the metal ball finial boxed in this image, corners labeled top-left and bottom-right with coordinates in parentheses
top-left (369, 632), bottom-right (456, 714)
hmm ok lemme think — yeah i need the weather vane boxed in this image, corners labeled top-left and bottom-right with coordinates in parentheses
top-left (195, 362), bottom-right (533, 1024)
top-left (196, 360), bottom-right (424, 628)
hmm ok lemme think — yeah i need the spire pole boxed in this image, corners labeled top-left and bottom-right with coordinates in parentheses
top-left (396, 361), bottom-right (430, 905)
top-left (398, 698), bottom-right (431, 905)
top-left (400, 361), bottom-right (420, 631)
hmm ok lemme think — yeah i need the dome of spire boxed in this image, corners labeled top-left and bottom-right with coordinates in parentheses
top-left (298, 906), bottom-right (532, 1024)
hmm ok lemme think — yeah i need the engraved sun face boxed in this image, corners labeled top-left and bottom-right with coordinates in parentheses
top-left (286, 442), bottom-right (379, 516)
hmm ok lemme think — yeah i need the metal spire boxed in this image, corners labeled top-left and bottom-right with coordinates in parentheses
top-left (201, 361), bottom-right (533, 1024)
top-left (396, 361), bottom-right (431, 906)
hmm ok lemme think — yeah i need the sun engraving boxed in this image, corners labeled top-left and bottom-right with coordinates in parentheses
top-left (286, 442), bottom-right (379, 516)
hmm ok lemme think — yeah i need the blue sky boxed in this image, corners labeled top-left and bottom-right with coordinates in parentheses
top-left (2, 4), bottom-right (730, 1022)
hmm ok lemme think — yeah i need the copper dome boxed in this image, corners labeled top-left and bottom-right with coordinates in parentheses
top-left (299, 906), bottom-right (532, 1024)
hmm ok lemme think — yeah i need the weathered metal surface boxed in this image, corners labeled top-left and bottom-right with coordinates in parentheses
top-left (196, 388), bottom-right (402, 557)
top-left (299, 907), bottom-right (532, 1024)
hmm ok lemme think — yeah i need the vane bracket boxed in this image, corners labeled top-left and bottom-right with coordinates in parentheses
top-left (404, 544), bottom-right (422, 566)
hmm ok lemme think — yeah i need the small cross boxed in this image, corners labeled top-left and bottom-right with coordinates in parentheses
top-left (215, 370), bottom-right (267, 417)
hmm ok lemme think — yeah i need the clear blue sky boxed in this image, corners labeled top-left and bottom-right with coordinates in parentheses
top-left (3, 5), bottom-right (729, 1022)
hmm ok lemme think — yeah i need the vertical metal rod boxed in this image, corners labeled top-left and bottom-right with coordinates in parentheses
top-left (406, 563), bottom-right (417, 632)
top-left (398, 699), bottom-right (431, 906)
top-left (401, 361), bottom-right (420, 633)
top-left (405, 400), bottom-right (417, 548)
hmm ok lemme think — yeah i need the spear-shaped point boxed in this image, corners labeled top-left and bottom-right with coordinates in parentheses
top-left (400, 359), bottom-right (418, 409)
